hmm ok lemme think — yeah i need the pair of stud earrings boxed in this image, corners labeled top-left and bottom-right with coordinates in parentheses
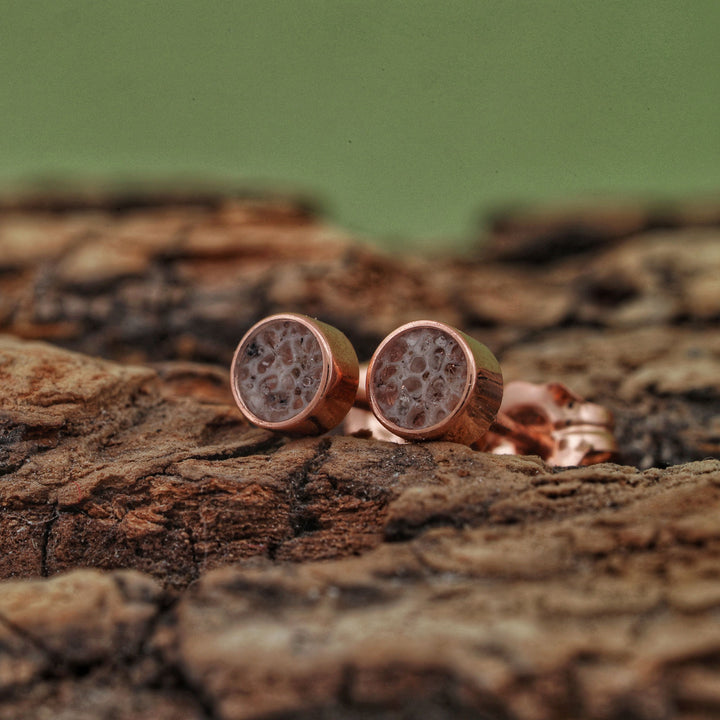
top-left (230, 313), bottom-right (617, 466)
top-left (230, 312), bottom-right (502, 445)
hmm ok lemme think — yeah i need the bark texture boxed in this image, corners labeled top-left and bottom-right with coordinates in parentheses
top-left (1, 191), bottom-right (719, 719)
top-left (1, 192), bottom-right (719, 468)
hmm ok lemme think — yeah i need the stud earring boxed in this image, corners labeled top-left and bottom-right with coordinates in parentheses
top-left (482, 381), bottom-right (618, 466)
top-left (230, 313), bottom-right (359, 435)
top-left (365, 320), bottom-right (503, 445)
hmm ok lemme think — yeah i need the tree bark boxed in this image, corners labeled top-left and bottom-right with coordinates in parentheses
top-left (0, 191), bottom-right (719, 719)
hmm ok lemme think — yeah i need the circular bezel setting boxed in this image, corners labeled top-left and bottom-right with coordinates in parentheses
top-left (366, 320), bottom-right (503, 444)
top-left (231, 313), bottom-right (359, 435)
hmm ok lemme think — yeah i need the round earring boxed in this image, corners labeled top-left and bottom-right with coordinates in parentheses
top-left (365, 320), bottom-right (503, 444)
top-left (230, 313), bottom-right (359, 435)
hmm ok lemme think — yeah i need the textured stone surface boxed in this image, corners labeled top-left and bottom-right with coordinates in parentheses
top-left (1, 191), bottom-right (719, 719)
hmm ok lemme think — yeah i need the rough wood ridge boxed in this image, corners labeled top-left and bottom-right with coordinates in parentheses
top-left (1, 191), bottom-right (719, 719)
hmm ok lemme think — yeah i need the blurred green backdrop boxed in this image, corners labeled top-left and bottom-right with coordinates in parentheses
top-left (1, 1), bottom-right (719, 247)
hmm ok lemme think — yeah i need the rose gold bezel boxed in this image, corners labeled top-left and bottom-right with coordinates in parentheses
top-left (366, 320), bottom-right (481, 442)
top-left (230, 313), bottom-right (358, 435)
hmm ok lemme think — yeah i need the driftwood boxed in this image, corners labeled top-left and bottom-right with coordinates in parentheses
top-left (1, 191), bottom-right (720, 719)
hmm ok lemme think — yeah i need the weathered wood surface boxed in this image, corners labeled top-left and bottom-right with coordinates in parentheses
top-left (1, 192), bottom-right (720, 719)
top-left (1, 192), bottom-right (719, 468)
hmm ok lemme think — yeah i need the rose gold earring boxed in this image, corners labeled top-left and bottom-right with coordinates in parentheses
top-left (354, 319), bottom-right (617, 465)
top-left (482, 381), bottom-right (618, 466)
top-left (365, 320), bottom-right (503, 445)
top-left (230, 313), bottom-right (359, 435)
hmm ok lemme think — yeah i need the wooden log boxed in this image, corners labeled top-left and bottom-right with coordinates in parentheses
top-left (0, 191), bottom-right (719, 719)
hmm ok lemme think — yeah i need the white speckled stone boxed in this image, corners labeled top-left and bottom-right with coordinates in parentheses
top-left (371, 327), bottom-right (468, 429)
top-left (235, 319), bottom-right (324, 423)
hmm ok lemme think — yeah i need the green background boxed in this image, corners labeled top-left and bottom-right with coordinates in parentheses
top-left (1, 1), bottom-right (719, 248)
